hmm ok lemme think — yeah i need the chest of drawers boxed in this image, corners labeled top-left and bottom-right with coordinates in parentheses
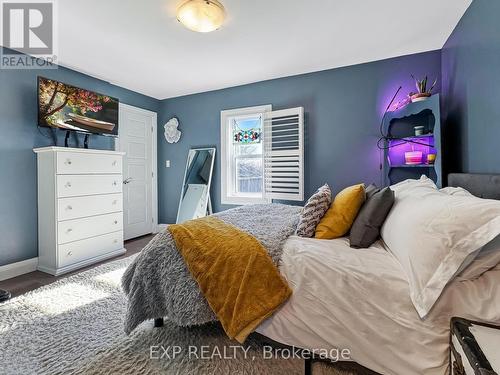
top-left (34, 147), bottom-right (126, 275)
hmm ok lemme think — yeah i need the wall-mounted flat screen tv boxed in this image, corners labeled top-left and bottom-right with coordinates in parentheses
top-left (38, 77), bottom-right (119, 137)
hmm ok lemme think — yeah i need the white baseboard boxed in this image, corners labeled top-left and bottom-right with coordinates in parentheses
top-left (0, 257), bottom-right (39, 281)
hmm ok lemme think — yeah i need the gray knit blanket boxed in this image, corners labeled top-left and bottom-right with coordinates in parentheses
top-left (121, 203), bottom-right (301, 334)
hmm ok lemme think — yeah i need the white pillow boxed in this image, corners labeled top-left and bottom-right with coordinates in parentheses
top-left (439, 186), bottom-right (474, 197)
top-left (381, 178), bottom-right (500, 318)
top-left (438, 188), bottom-right (500, 280)
top-left (391, 175), bottom-right (438, 192)
top-left (456, 235), bottom-right (500, 281)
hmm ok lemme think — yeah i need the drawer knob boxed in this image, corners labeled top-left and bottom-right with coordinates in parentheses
top-left (67, 228), bottom-right (73, 233)
top-left (65, 182), bottom-right (72, 188)
top-left (112, 160), bottom-right (117, 166)
top-left (114, 220), bottom-right (118, 224)
top-left (66, 159), bottom-right (72, 165)
top-left (112, 200), bottom-right (117, 205)
top-left (113, 181), bottom-right (118, 186)
top-left (113, 239), bottom-right (118, 243)
top-left (67, 205), bottom-right (73, 210)
top-left (67, 250), bottom-right (73, 256)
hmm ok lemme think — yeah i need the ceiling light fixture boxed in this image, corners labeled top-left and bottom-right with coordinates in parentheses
top-left (176, 0), bottom-right (226, 33)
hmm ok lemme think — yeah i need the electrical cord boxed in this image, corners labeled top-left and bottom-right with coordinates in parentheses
top-left (37, 126), bottom-right (57, 144)
top-left (37, 126), bottom-right (51, 138)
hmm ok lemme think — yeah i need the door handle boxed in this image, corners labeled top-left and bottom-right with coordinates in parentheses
top-left (123, 177), bottom-right (133, 185)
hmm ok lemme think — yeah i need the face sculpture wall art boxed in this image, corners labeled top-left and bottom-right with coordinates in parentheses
top-left (164, 117), bottom-right (181, 143)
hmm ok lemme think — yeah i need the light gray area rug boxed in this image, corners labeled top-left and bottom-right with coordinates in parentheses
top-left (0, 254), bottom-right (358, 375)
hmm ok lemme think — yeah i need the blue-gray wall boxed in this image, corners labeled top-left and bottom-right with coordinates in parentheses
top-left (0, 47), bottom-right (444, 265)
top-left (441, 0), bottom-right (500, 175)
top-left (0, 47), bottom-right (160, 266)
top-left (5, 0), bottom-right (496, 267)
top-left (158, 51), bottom-right (442, 223)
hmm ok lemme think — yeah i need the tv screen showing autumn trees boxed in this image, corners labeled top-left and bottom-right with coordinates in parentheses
top-left (38, 77), bottom-right (119, 136)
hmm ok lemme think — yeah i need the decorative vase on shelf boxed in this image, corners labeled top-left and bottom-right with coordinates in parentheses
top-left (414, 126), bottom-right (426, 136)
top-left (405, 151), bottom-right (423, 165)
top-left (410, 93), bottom-right (432, 102)
top-left (409, 75), bottom-right (437, 103)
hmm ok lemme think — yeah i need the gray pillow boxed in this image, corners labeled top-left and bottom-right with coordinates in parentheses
top-left (350, 187), bottom-right (395, 248)
top-left (365, 183), bottom-right (379, 199)
top-left (296, 184), bottom-right (332, 237)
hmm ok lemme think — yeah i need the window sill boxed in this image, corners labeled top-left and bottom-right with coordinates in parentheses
top-left (221, 196), bottom-right (271, 206)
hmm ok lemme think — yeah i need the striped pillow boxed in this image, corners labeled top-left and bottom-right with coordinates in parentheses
top-left (296, 184), bottom-right (332, 237)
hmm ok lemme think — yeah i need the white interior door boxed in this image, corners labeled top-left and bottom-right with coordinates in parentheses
top-left (118, 104), bottom-right (157, 240)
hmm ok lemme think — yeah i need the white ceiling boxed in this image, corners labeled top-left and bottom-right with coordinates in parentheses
top-left (58, 0), bottom-right (472, 99)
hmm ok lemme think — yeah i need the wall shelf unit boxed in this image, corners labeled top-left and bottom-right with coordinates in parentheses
top-left (383, 94), bottom-right (442, 187)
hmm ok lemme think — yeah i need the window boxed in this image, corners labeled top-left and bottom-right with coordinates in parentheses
top-left (221, 105), bottom-right (271, 205)
top-left (221, 105), bottom-right (305, 205)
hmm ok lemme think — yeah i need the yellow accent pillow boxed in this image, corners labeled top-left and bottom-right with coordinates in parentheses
top-left (314, 184), bottom-right (366, 239)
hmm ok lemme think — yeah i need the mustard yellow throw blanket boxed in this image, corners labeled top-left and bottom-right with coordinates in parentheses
top-left (122, 204), bottom-right (301, 336)
top-left (168, 216), bottom-right (292, 343)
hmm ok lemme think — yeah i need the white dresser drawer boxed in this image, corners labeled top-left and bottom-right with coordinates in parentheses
top-left (58, 231), bottom-right (123, 268)
top-left (57, 152), bottom-right (122, 175)
top-left (58, 212), bottom-right (122, 244)
top-left (35, 147), bottom-right (125, 276)
top-left (58, 193), bottom-right (123, 221)
top-left (57, 175), bottom-right (122, 198)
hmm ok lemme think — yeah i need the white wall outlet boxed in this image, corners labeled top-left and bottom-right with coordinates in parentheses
top-left (165, 160), bottom-right (171, 168)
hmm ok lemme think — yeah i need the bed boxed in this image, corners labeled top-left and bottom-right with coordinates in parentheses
top-left (123, 173), bottom-right (500, 375)
top-left (256, 173), bottom-right (500, 374)
top-left (256, 237), bottom-right (500, 374)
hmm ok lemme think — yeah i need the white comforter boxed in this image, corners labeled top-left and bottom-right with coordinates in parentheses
top-left (256, 236), bottom-right (500, 375)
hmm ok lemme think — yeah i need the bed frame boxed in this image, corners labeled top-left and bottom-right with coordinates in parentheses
top-left (153, 173), bottom-right (500, 374)
top-left (448, 173), bottom-right (500, 200)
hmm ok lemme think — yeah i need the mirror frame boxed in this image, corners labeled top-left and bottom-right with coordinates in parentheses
top-left (176, 147), bottom-right (216, 223)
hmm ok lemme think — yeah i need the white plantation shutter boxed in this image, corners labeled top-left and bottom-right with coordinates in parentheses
top-left (263, 107), bottom-right (304, 201)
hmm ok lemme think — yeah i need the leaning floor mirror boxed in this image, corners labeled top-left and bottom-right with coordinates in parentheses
top-left (176, 147), bottom-right (216, 224)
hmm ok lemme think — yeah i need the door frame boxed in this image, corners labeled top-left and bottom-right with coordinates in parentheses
top-left (116, 103), bottom-right (159, 235)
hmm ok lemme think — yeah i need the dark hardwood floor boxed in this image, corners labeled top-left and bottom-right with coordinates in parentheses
top-left (0, 234), bottom-right (155, 298)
